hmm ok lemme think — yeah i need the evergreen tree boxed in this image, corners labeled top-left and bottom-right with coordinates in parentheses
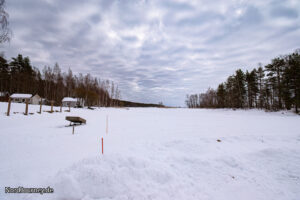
top-left (10, 54), bottom-right (35, 93)
top-left (286, 51), bottom-right (300, 113)
top-left (233, 69), bottom-right (246, 108)
top-left (217, 83), bottom-right (226, 108)
top-left (257, 66), bottom-right (265, 109)
top-left (265, 57), bottom-right (285, 109)
top-left (246, 69), bottom-right (258, 108)
top-left (0, 54), bottom-right (9, 92)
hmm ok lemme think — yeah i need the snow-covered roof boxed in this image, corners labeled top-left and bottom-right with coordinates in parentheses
top-left (32, 94), bottom-right (41, 99)
top-left (10, 93), bottom-right (32, 99)
top-left (62, 97), bottom-right (77, 102)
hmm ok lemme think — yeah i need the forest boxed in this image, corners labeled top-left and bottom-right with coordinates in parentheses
top-left (185, 50), bottom-right (300, 113)
top-left (0, 54), bottom-right (121, 106)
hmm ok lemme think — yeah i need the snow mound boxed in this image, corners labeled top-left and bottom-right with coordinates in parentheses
top-left (50, 155), bottom-right (175, 200)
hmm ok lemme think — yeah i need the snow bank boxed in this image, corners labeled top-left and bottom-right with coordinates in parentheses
top-left (29, 146), bottom-right (300, 200)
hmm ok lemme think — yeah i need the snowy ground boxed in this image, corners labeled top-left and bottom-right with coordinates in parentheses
top-left (0, 102), bottom-right (300, 200)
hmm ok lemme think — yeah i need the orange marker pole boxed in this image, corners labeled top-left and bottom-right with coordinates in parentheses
top-left (101, 137), bottom-right (104, 154)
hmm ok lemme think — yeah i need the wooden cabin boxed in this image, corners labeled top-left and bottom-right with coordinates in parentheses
top-left (30, 94), bottom-right (42, 105)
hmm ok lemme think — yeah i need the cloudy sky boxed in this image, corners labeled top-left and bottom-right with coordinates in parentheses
top-left (2, 0), bottom-right (300, 106)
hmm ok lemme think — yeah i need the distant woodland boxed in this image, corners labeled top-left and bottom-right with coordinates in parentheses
top-left (115, 99), bottom-right (164, 108)
top-left (0, 54), bottom-right (121, 106)
top-left (185, 50), bottom-right (300, 113)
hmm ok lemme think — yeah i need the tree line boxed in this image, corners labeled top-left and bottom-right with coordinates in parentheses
top-left (0, 53), bottom-right (121, 106)
top-left (185, 50), bottom-right (300, 113)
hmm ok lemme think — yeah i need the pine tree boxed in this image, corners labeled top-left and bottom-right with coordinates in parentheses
top-left (246, 69), bottom-right (258, 108)
top-left (0, 54), bottom-right (9, 92)
top-left (257, 66), bottom-right (265, 109)
top-left (225, 76), bottom-right (235, 108)
top-left (217, 83), bottom-right (226, 108)
top-left (286, 51), bottom-right (300, 113)
top-left (233, 69), bottom-right (246, 108)
top-left (246, 70), bottom-right (252, 108)
top-left (265, 57), bottom-right (285, 109)
top-left (10, 54), bottom-right (35, 93)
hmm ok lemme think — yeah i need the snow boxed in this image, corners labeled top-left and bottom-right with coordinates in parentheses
top-left (0, 102), bottom-right (300, 200)
top-left (10, 93), bottom-right (32, 99)
top-left (62, 97), bottom-right (77, 102)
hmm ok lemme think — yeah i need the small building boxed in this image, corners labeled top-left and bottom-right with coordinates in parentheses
top-left (30, 94), bottom-right (41, 105)
top-left (10, 93), bottom-right (32, 103)
top-left (62, 97), bottom-right (78, 107)
top-left (0, 91), bottom-right (9, 102)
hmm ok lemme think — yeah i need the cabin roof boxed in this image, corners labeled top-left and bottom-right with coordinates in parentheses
top-left (31, 94), bottom-right (41, 99)
top-left (62, 97), bottom-right (77, 102)
top-left (10, 93), bottom-right (32, 99)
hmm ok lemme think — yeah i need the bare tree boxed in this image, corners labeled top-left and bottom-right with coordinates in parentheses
top-left (0, 0), bottom-right (11, 43)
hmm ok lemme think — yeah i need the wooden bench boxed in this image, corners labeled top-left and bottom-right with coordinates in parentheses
top-left (66, 116), bottom-right (86, 126)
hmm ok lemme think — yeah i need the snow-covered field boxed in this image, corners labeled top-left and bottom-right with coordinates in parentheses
top-left (0, 102), bottom-right (300, 200)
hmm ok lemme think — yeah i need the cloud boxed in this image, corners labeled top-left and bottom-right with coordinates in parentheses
top-left (2, 0), bottom-right (300, 106)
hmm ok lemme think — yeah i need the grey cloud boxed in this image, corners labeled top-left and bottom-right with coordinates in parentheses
top-left (160, 1), bottom-right (194, 11)
top-left (271, 7), bottom-right (298, 18)
top-left (269, 1), bottom-right (299, 19)
top-left (239, 6), bottom-right (263, 25)
top-left (90, 14), bottom-right (102, 23)
top-left (176, 12), bottom-right (224, 27)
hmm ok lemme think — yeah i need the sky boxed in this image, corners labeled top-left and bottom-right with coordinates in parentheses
top-left (2, 0), bottom-right (300, 106)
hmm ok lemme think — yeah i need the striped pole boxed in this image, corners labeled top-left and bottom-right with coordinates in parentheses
top-left (101, 137), bottom-right (104, 154)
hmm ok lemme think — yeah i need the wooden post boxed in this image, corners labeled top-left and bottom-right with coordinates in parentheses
top-left (39, 99), bottom-right (42, 114)
top-left (51, 101), bottom-right (54, 113)
top-left (7, 98), bottom-right (11, 116)
top-left (72, 126), bottom-right (74, 134)
top-left (68, 103), bottom-right (71, 112)
top-left (25, 99), bottom-right (29, 115)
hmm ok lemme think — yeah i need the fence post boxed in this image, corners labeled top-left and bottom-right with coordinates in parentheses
top-left (25, 99), bottom-right (29, 115)
top-left (39, 99), bottom-right (42, 114)
top-left (51, 100), bottom-right (54, 113)
top-left (7, 98), bottom-right (11, 116)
